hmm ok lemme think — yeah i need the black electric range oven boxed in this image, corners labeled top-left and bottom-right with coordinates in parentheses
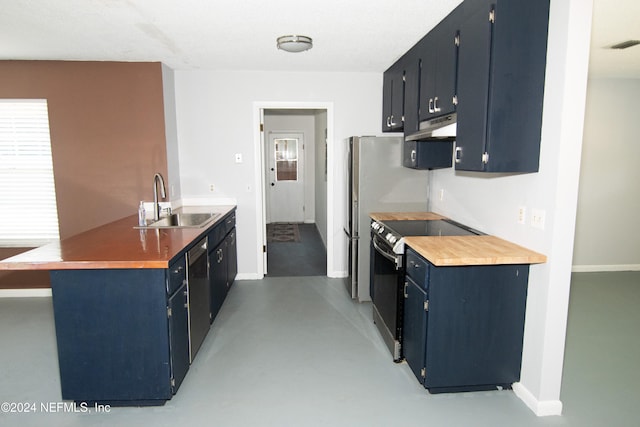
top-left (369, 218), bottom-right (482, 361)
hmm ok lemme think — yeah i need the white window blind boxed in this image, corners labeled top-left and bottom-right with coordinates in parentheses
top-left (0, 100), bottom-right (60, 246)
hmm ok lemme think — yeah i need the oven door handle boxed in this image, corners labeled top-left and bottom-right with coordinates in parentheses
top-left (372, 237), bottom-right (401, 269)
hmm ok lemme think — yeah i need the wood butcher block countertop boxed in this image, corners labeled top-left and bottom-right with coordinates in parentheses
top-left (0, 205), bottom-right (236, 271)
top-left (370, 212), bottom-right (446, 221)
top-left (404, 235), bottom-right (547, 266)
top-left (370, 211), bottom-right (546, 266)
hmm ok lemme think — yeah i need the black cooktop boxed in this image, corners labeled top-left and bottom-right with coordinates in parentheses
top-left (382, 219), bottom-right (480, 237)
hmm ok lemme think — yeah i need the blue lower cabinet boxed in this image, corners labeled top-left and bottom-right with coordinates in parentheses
top-left (50, 264), bottom-right (189, 405)
top-left (209, 238), bottom-right (228, 322)
top-left (208, 214), bottom-right (237, 323)
top-left (402, 276), bottom-right (428, 384)
top-left (403, 247), bottom-right (529, 393)
top-left (167, 281), bottom-right (190, 394)
top-left (51, 269), bottom-right (189, 405)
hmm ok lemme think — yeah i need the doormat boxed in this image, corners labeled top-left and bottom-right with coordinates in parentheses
top-left (267, 223), bottom-right (301, 243)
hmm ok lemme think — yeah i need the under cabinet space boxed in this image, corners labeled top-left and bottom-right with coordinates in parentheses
top-left (403, 139), bottom-right (453, 170)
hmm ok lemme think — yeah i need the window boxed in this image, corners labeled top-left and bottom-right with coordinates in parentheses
top-left (274, 138), bottom-right (298, 181)
top-left (0, 100), bottom-right (60, 246)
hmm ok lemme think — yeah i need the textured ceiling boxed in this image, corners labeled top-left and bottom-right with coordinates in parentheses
top-left (0, 0), bottom-right (638, 77)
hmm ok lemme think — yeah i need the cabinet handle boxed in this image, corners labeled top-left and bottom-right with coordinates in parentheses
top-left (434, 97), bottom-right (441, 112)
top-left (403, 282), bottom-right (408, 299)
top-left (410, 149), bottom-right (416, 163)
top-left (455, 146), bottom-right (463, 163)
top-left (428, 98), bottom-right (435, 114)
top-left (173, 265), bottom-right (184, 274)
top-left (390, 115), bottom-right (397, 126)
top-left (386, 116), bottom-right (391, 128)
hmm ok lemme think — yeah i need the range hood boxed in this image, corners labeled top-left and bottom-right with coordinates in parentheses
top-left (405, 113), bottom-right (457, 142)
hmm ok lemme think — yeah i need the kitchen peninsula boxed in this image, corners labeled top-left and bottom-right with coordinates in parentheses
top-left (0, 205), bottom-right (237, 406)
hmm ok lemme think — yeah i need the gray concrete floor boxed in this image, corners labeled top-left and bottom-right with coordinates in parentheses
top-left (0, 272), bottom-right (638, 426)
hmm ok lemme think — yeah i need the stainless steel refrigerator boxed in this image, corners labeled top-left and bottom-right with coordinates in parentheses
top-left (343, 136), bottom-right (428, 301)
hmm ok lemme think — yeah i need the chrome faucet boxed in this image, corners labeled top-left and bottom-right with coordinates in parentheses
top-left (152, 173), bottom-right (166, 221)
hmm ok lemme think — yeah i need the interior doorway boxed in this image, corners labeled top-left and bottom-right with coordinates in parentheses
top-left (259, 107), bottom-right (330, 276)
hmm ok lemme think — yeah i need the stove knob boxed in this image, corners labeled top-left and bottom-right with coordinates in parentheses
top-left (371, 222), bottom-right (379, 230)
top-left (378, 226), bottom-right (385, 234)
top-left (389, 235), bottom-right (397, 244)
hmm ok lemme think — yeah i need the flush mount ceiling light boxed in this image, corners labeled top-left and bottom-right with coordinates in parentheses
top-left (610, 40), bottom-right (640, 49)
top-left (276, 35), bottom-right (313, 53)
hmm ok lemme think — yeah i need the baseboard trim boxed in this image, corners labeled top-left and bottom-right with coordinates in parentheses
top-left (572, 264), bottom-right (640, 272)
top-left (0, 288), bottom-right (52, 298)
top-left (512, 382), bottom-right (563, 416)
top-left (235, 273), bottom-right (262, 281)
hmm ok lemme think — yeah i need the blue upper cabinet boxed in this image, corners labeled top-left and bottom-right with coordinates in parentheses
top-left (455, 0), bottom-right (550, 172)
top-left (385, 0), bottom-right (550, 174)
top-left (382, 57), bottom-right (405, 132)
top-left (418, 15), bottom-right (459, 122)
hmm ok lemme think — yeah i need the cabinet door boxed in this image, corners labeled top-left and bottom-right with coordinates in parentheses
top-left (382, 61), bottom-right (405, 132)
top-left (403, 276), bottom-right (428, 385)
top-left (418, 34), bottom-right (437, 122)
top-left (382, 70), bottom-right (393, 132)
top-left (209, 240), bottom-right (228, 322)
top-left (403, 48), bottom-right (421, 135)
top-left (226, 228), bottom-right (237, 287)
top-left (419, 19), bottom-right (458, 121)
top-left (168, 282), bottom-right (189, 393)
top-left (455, 0), bottom-right (549, 173)
top-left (425, 264), bottom-right (529, 390)
top-left (454, 2), bottom-right (492, 171)
top-left (433, 20), bottom-right (458, 117)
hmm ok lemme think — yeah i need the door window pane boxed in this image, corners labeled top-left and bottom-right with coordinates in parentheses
top-left (274, 138), bottom-right (298, 181)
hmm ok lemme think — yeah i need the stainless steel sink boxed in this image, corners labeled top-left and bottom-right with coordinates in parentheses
top-left (137, 212), bottom-right (220, 229)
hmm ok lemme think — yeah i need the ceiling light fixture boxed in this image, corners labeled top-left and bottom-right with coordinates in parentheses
top-left (276, 35), bottom-right (313, 53)
top-left (610, 40), bottom-right (640, 49)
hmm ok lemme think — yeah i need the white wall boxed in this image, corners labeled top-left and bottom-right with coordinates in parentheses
top-left (427, 0), bottom-right (593, 415)
top-left (263, 112), bottom-right (316, 224)
top-left (572, 78), bottom-right (640, 271)
top-left (173, 71), bottom-right (381, 278)
top-left (314, 110), bottom-right (328, 246)
top-left (161, 64), bottom-right (182, 201)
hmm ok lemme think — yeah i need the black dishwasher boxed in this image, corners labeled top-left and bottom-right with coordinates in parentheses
top-left (187, 237), bottom-right (210, 362)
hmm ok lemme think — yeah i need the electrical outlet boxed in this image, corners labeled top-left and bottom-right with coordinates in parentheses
top-left (518, 206), bottom-right (526, 224)
top-left (531, 209), bottom-right (546, 230)
top-left (209, 184), bottom-right (215, 192)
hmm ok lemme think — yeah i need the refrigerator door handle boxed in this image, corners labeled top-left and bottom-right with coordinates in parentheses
top-left (343, 228), bottom-right (359, 240)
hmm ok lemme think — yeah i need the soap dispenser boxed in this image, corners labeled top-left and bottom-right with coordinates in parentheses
top-left (138, 201), bottom-right (146, 226)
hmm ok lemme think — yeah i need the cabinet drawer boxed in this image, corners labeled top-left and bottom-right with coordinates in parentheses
top-left (406, 248), bottom-right (429, 289)
top-left (167, 256), bottom-right (187, 295)
top-left (224, 212), bottom-right (236, 235)
top-left (207, 222), bottom-right (226, 251)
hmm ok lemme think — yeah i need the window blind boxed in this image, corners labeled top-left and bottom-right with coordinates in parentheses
top-left (0, 100), bottom-right (60, 246)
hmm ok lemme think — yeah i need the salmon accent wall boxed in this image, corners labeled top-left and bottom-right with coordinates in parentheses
top-left (0, 61), bottom-right (170, 289)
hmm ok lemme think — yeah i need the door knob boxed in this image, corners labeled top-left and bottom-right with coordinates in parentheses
top-left (271, 183), bottom-right (275, 186)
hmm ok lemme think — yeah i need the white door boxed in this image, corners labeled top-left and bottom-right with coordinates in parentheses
top-left (267, 132), bottom-right (304, 223)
